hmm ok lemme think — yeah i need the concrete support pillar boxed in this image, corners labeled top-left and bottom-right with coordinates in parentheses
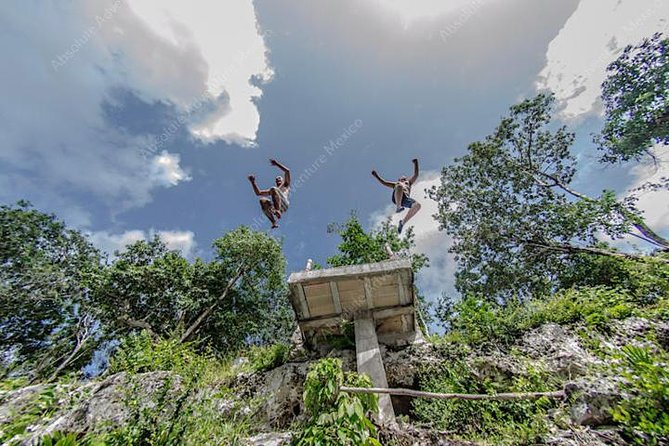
top-left (354, 313), bottom-right (396, 425)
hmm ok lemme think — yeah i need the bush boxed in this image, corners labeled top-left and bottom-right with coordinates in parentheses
top-left (247, 343), bottom-right (290, 372)
top-left (612, 345), bottom-right (669, 445)
top-left (293, 358), bottom-right (380, 446)
top-left (412, 360), bottom-right (556, 445)
top-left (439, 286), bottom-right (654, 348)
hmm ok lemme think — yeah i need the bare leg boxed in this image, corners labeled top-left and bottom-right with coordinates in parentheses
top-left (403, 202), bottom-right (421, 224)
top-left (260, 199), bottom-right (278, 228)
top-left (270, 187), bottom-right (283, 219)
top-left (393, 185), bottom-right (404, 212)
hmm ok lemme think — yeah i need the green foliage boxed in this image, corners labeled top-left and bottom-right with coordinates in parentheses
top-left (93, 334), bottom-right (254, 445)
top-left (611, 346), bottom-right (669, 445)
top-left (429, 93), bottom-right (668, 302)
top-left (92, 226), bottom-right (294, 354)
top-left (439, 285), bottom-right (664, 347)
top-left (0, 201), bottom-right (102, 380)
top-left (109, 331), bottom-right (212, 379)
top-left (599, 33), bottom-right (669, 163)
top-left (293, 358), bottom-right (380, 446)
top-left (246, 343), bottom-right (290, 372)
top-left (327, 213), bottom-right (428, 273)
top-left (38, 432), bottom-right (105, 446)
top-left (413, 360), bottom-right (555, 445)
top-left (1, 386), bottom-right (60, 444)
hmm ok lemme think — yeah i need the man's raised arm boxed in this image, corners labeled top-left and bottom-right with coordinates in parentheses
top-left (248, 175), bottom-right (269, 196)
top-left (270, 159), bottom-right (291, 186)
top-left (371, 170), bottom-right (396, 188)
top-left (409, 158), bottom-right (419, 184)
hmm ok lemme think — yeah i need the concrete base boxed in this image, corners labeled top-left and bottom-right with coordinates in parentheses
top-left (354, 314), bottom-right (396, 425)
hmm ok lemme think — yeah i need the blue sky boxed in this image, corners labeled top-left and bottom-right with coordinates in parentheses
top-left (1, 0), bottom-right (668, 305)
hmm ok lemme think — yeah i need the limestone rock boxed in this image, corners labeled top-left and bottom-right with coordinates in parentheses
top-left (564, 378), bottom-right (622, 426)
top-left (245, 432), bottom-right (292, 445)
top-left (519, 324), bottom-right (600, 378)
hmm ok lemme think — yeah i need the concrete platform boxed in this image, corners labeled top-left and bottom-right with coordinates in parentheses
top-left (287, 258), bottom-right (419, 349)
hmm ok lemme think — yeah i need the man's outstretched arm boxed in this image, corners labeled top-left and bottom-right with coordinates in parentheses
top-left (248, 175), bottom-right (270, 196)
top-left (409, 158), bottom-right (419, 184)
top-left (371, 170), bottom-right (396, 188)
top-left (270, 159), bottom-right (291, 186)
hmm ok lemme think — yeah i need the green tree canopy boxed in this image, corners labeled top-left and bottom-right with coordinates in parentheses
top-left (91, 226), bottom-right (293, 353)
top-left (598, 33), bottom-right (669, 163)
top-left (326, 213), bottom-right (428, 272)
top-left (0, 202), bottom-right (102, 379)
top-left (429, 94), bottom-right (669, 302)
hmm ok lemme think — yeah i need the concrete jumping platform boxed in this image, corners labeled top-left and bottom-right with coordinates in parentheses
top-left (288, 258), bottom-right (423, 425)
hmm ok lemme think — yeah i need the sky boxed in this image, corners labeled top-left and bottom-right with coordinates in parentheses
top-left (1, 0), bottom-right (668, 309)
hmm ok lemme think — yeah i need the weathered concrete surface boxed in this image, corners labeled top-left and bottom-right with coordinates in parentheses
top-left (355, 315), bottom-right (395, 425)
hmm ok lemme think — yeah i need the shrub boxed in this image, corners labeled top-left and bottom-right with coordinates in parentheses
top-left (611, 345), bottom-right (669, 445)
top-left (412, 360), bottom-right (556, 445)
top-left (293, 358), bottom-right (380, 446)
top-left (247, 343), bottom-right (290, 372)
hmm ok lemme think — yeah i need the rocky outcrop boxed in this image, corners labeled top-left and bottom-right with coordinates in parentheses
top-left (519, 324), bottom-right (601, 378)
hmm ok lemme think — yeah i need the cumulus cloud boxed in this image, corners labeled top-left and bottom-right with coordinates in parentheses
top-left (89, 228), bottom-right (198, 259)
top-left (150, 151), bottom-right (191, 186)
top-left (537, 0), bottom-right (669, 120)
top-left (369, 171), bottom-right (456, 304)
top-left (119, 0), bottom-right (273, 145)
top-left (0, 0), bottom-right (271, 222)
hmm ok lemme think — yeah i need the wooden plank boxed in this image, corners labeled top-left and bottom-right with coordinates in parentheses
top-left (329, 281), bottom-right (342, 314)
top-left (296, 284), bottom-right (310, 319)
top-left (372, 305), bottom-right (414, 320)
top-left (363, 278), bottom-right (374, 310)
top-left (398, 273), bottom-right (408, 305)
top-left (300, 315), bottom-right (341, 329)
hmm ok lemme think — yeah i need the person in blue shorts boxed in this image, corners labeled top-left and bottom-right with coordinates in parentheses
top-left (371, 158), bottom-right (422, 234)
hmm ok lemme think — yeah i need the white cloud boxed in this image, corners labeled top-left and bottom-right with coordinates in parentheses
top-left (0, 0), bottom-right (270, 222)
top-left (368, 0), bottom-right (497, 28)
top-left (89, 228), bottom-right (198, 258)
top-left (150, 151), bottom-right (191, 186)
top-left (369, 171), bottom-right (457, 303)
top-left (537, 0), bottom-right (669, 120)
top-left (628, 149), bottom-right (669, 234)
top-left (119, 0), bottom-right (273, 145)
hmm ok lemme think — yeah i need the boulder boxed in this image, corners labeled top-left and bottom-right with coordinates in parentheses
top-left (245, 432), bottom-right (292, 445)
top-left (519, 324), bottom-right (600, 378)
top-left (564, 378), bottom-right (622, 427)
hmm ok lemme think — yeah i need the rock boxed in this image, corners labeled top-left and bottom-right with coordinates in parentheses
top-left (256, 363), bottom-right (308, 428)
top-left (564, 378), bottom-right (622, 427)
top-left (245, 432), bottom-right (292, 445)
top-left (519, 324), bottom-right (600, 378)
top-left (384, 343), bottom-right (440, 388)
top-left (547, 427), bottom-right (627, 446)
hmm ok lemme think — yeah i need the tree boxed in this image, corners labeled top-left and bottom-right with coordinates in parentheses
top-left (327, 213), bottom-right (428, 272)
top-left (0, 202), bottom-right (102, 380)
top-left (598, 33), bottom-right (669, 163)
top-left (429, 94), bottom-right (669, 301)
top-left (91, 227), bottom-right (293, 352)
top-left (326, 213), bottom-right (431, 327)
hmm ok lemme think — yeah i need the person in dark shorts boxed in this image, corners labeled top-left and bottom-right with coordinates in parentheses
top-left (371, 158), bottom-right (421, 234)
top-left (248, 159), bottom-right (291, 229)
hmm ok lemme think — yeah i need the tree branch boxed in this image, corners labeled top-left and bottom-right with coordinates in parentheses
top-left (340, 386), bottom-right (564, 401)
top-left (524, 240), bottom-right (669, 264)
top-left (180, 265), bottom-right (246, 343)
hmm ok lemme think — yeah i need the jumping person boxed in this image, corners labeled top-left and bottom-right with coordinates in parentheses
top-left (248, 159), bottom-right (291, 229)
top-left (371, 158), bottom-right (421, 234)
